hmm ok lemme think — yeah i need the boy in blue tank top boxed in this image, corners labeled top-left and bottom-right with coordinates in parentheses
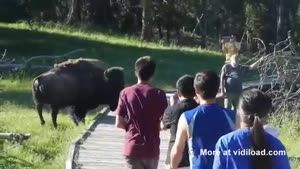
top-left (170, 71), bottom-right (235, 169)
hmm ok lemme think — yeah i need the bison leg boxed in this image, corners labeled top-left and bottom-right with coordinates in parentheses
top-left (81, 112), bottom-right (86, 124)
top-left (37, 104), bottom-right (45, 125)
top-left (71, 111), bottom-right (79, 126)
top-left (73, 107), bottom-right (87, 125)
top-left (51, 106), bottom-right (59, 128)
top-left (78, 109), bottom-right (87, 125)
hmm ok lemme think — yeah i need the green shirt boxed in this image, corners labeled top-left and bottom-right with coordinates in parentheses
top-left (221, 64), bottom-right (249, 94)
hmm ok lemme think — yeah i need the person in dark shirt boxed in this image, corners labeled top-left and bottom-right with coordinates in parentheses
top-left (171, 71), bottom-right (236, 169)
top-left (161, 75), bottom-right (199, 169)
top-left (115, 56), bottom-right (168, 169)
top-left (220, 55), bottom-right (263, 111)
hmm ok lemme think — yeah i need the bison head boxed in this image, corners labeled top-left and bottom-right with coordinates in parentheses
top-left (104, 67), bottom-right (125, 111)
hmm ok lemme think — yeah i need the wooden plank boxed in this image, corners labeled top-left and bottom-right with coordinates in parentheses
top-left (65, 107), bottom-right (110, 169)
top-left (74, 111), bottom-right (170, 169)
top-left (71, 85), bottom-right (279, 169)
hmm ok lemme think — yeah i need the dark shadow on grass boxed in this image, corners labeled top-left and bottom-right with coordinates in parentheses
top-left (0, 27), bottom-right (224, 88)
top-left (0, 89), bottom-right (113, 117)
top-left (0, 90), bottom-right (33, 107)
top-left (0, 155), bottom-right (34, 168)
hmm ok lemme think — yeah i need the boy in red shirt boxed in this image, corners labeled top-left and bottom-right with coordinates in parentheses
top-left (115, 56), bottom-right (168, 169)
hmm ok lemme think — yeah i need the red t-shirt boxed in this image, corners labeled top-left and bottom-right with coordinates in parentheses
top-left (116, 84), bottom-right (168, 159)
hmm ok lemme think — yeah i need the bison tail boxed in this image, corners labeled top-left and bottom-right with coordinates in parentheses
top-left (33, 78), bottom-right (46, 95)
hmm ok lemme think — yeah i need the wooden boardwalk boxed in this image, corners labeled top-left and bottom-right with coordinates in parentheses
top-left (70, 79), bottom-right (275, 169)
top-left (74, 111), bottom-right (170, 169)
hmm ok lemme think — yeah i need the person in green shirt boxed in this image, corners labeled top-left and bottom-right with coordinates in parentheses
top-left (220, 55), bottom-right (264, 111)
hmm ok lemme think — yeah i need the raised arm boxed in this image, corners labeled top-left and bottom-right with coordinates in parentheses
top-left (220, 65), bottom-right (226, 96)
top-left (170, 114), bottom-right (188, 169)
top-left (249, 56), bottom-right (266, 70)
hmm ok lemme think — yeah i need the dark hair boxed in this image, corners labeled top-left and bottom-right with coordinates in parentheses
top-left (176, 74), bottom-right (195, 98)
top-left (194, 71), bottom-right (219, 100)
top-left (135, 56), bottom-right (156, 81)
top-left (239, 89), bottom-right (273, 169)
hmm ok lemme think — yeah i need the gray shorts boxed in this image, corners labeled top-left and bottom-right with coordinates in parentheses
top-left (224, 93), bottom-right (240, 111)
top-left (125, 157), bottom-right (159, 169)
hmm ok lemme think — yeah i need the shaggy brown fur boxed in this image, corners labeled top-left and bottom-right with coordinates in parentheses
top-left (32, 58), bottom-right (124, 128)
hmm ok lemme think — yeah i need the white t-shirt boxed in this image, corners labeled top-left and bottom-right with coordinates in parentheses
top-left (264, 124), bottom-right (280, 139)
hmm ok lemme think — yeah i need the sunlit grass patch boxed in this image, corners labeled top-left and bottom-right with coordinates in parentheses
top-left (0, 81), bottom-right (96, 169)
top-left (270, 111), bottom-right (300, 168)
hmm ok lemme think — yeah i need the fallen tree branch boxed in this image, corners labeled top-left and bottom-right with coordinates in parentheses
top-left (0, 49), bottom-right (7, 62)
top-left (191, 14), bottom-right (203, 37)
top-left (0, 49), bottom-right (85, 72)
top-left (24, 48), bottom-right (86, 66)
top-left (255, 32), bottom-right (300, 113)
top-left (0, 133), bottom-right (31, 143)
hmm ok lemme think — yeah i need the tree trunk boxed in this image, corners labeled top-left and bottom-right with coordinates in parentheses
top-left (141, 0), bottom-right (153, 41)
top-left (100, 0), bottom-right (112, 26)
top-left (75, 0), bottom-right (82, 22)
top-left (157, 18), bottom-right (163, 39)
top-left (276, 0), bottom-right (284, 42)
top-left (66, 0), bottom-right (76, 24)
top-left (276, 0), bottom-right (291, 42)
top-left (166, 0), bottom-right (175, 43)
top-left (200, 0), bottom-right (207, 48)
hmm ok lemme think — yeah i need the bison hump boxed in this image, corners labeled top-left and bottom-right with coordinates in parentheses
top-left (54, 58), bottom-right (109, 70)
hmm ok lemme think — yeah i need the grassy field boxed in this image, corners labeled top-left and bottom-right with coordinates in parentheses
top-left (0, 22), bottom-right (299, 169)
top-left (270, 112), bottom-right (300, 169)
top-left (0, 80), bottom-right (98, 169)
top-left (0, 22), bottom-right (224, 90)
top-left (0, 22), bottom-right (225, 169)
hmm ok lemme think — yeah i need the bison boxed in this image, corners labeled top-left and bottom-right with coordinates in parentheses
top-left (32, 58), bottom-right (125, 128)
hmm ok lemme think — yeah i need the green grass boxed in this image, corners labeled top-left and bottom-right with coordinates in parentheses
top-left (0, 79), bottom-right (32, 106)
top-left (0, 23), bottom-right (299, 169)
top-left (270, 112), bottom-right (300, 169)
top-left (0, 104), bottom-right (88, 169)
top-left (0, 22), bottom-right (225, 169)
top-left (0, 22), bottom-right (221, 53)
top-left (1, 81), bottom-right (299, 169)
top-left (0, 79), bottom-right (97, 169)
top-left (0, 22), bottom-right (224, 90)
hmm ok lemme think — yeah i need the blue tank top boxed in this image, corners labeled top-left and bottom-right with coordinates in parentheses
top-left (184, 104), bottom-right (235, 169)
